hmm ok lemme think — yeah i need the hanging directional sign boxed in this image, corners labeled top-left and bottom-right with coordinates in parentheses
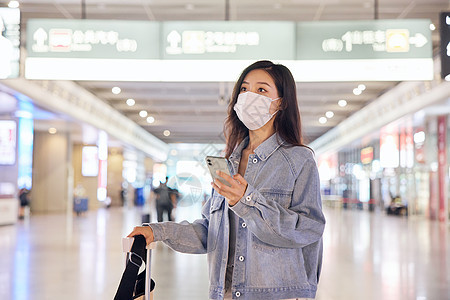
top-left (26, 19), bottom-right (159, 59)
top-left (25, 19), bottom-right (433, 82)
top-left (291, 19), bottom-right (433, 81)
top-left (440, 12), bottom-right (450, 80)
top-left (161, 21), bottom-right (295, 60)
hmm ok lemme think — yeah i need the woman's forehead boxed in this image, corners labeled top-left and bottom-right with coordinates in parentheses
top-left (243, 69), bottom-right (274, 85)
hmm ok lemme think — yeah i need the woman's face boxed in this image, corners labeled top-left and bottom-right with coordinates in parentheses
top-left (239, 69), bottom-right (280, 114)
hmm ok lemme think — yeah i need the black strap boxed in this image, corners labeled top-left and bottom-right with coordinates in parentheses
top-left (114, 235), bottom-right (154, 300)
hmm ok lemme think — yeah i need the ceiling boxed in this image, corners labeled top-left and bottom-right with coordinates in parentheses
top-left (6, 0), bottom-right (450, 145)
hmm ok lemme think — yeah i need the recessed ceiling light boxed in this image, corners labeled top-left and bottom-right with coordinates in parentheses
top-left (170, 149), bottom-right (178, 156)
top-left (358, 84), bottom-right (366, 91)
top-left (139, 110), bottom-right (148, 118)
top-left (146, 116), bottom-right (155, 124)
top-left (163, 130), bottom-right (171, 137)
top-left (126, 98), bottom-right (135, 106)
top-left (429, 23), bottom-right (436, 31)
top-left (319, 117), bottom-right (327, 124)
top-left (112, 87), bottom-right (121, 94)
top-left (353, 88), bottom-right (362, 96)
top-left (338, 99), bottom-right (347, 107)
top-left (325, 111), bottom-right (334, 118)
top-left (48, 127), bottom-right (57, 134)
top-left (8, 1), bottom-right (19, 8)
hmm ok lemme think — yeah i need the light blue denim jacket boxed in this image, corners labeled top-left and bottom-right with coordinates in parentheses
top-left (149, 133), bottom-right (325, 300)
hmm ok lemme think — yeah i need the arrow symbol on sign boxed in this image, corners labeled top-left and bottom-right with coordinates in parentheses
top-left (33, 28), bottom-right (48, 46)
top-left (167, 30), bottom-right (181, 48)
top-left (409, 33), bottom-right (427, 48)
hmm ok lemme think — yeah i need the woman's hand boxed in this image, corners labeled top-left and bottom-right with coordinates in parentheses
top-left (211, 171), bottom-right (248, 206)
top-left (127, 226), bottom-right (154, 246)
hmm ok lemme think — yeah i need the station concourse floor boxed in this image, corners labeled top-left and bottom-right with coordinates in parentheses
top-left (1, 204), bottom-right (449, 300)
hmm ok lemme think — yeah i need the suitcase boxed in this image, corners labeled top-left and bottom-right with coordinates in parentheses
top-left (114, 235), bottom-right (156, 300)
top-left (73, 197), bottom-right (88, 215)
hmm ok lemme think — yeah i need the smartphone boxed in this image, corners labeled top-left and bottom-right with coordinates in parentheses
top-left (205, 156), bottom-right (232, 187)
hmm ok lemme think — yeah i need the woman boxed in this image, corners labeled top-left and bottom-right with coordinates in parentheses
top-left (128, 60), bottom-right (325, 300)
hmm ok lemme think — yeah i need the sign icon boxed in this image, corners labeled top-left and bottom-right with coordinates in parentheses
top-left (32, 27), bottom-right (49, 52)
top-left (166, 30), bottom-right (182, 54)
top-left (386, 29), bottom-right (410, 52)
top-left (49, 28), bottom-right (72, 52)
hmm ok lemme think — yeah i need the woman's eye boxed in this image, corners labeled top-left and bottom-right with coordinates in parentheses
top-left (240, 87), bottom-right (247, 92)
top-left (258, 88), bottom-right (266, 93)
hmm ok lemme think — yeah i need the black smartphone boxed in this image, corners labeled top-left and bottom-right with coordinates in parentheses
top-left (205, 156), bottom-right (232, 187)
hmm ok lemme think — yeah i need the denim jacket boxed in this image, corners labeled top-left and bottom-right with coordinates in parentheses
top-left (149, 133), bottom-right (325, 300)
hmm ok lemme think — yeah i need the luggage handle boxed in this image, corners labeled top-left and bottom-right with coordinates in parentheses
top-left (122, 237), bottom-right (156, 300)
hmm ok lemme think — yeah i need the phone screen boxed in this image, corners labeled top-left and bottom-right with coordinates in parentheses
top-left (205, 156), bottom-right (232, 187)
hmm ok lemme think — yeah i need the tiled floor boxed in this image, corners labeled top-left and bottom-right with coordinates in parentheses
top-left (0, 204), bottom-right (449, 300)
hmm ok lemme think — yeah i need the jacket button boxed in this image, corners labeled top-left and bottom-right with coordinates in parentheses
top-left (242, 222), bottom-right (247, 228)
top-left (245, 195), bottom-right (251, 201)
top-left (252, 158), bottom-right (258, 163)
top-left (235, 291), bottom-right (241, 297)
top-left (239, 255), bottom-right (245, 261)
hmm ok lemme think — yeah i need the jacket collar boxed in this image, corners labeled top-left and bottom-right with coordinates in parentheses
top-left (229, 133), bottom-right (285, 162)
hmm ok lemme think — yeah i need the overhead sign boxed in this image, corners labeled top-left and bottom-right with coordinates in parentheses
top-left (162, 21), bottom-right (295, 60)
top-left (25, 19), bottom-right (433, 82)
top-left (27, 19), bottom-right (159, 59)
top-left (440, 12), bottom-right (450, 80)
top-left (0, 8), bottom-right (20, 79)
top-left (293, 19), bottom-right (433, 81)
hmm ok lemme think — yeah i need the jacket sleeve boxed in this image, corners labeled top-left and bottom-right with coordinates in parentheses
top-left (230, 157), bottom-right (325, 248)
top-left (148, 195), bottom-right (212, 254)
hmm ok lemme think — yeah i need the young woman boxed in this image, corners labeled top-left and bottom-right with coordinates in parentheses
top-left (127, 60), bottom-right (325, 300)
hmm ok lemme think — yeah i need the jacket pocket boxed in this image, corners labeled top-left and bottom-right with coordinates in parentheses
top-left (207, 195), bottom-right (225, 252)
top-left (251, 234), bottom-right (281, 254)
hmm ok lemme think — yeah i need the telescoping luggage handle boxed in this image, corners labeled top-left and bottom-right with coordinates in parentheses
top-left (122, 237), bottom-right (156, 300)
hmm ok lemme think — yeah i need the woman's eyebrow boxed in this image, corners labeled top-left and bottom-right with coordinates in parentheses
top-left (242, 81), bottom-right (271, 87)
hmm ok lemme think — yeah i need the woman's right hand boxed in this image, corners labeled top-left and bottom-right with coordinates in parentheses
top-left (127, 226), bottom-right (154, 246)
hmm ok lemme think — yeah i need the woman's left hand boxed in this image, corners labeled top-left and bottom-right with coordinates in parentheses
top-left (211, 171), bottom-right (248, 206)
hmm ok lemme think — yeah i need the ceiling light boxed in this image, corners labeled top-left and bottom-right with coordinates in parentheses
top-left (319, 117), bottom-right (327, 124)
top-left (170, 149), bottom-right (178, 156)
top-left (48, 127), bottom-right (57, 134)
top-left (163, 130), bottom-right (171, 137)
top-left (353, 88), bottom-right (362, 96)
top-left (325, 111), bottom-right (334, 118)
top-left (139, 110), bottom-right (148, 118)
top-left (146, 116), bottom-right (155, 124)
top-left (429, 23), bottom-right (436, 31)
top-left (338, 99), bottom-right (347, 107)
top-left (126, 98), bottom-right (135, 106)
top-left (112, 87), bottom-right (121, 94)
top-left (8, 1), bottom-right (19, 8)
top-left (358, 84), bottom-right (366, 91)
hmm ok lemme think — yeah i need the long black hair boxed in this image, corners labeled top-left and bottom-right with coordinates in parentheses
top-left (224, 60), bottom-right (306, 158)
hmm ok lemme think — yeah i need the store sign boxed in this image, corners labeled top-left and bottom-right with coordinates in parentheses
top-left (0, 120), bottom-right (16, 165)
top-left (0, 8), bottom-right (20, 79)
top-left (360, 147), bottom-right (373, 164)
top-left (25, 19), bottom-right (433, 82)
top-left (82, 146), bottom-right (98, 177)
top-left (437, 116), bottom-right (447, 222)
top-left (440, 12), bottom-right (450, 80)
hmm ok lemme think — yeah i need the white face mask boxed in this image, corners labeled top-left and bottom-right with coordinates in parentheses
top-left (233, 91), bottom-right (280, 130)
